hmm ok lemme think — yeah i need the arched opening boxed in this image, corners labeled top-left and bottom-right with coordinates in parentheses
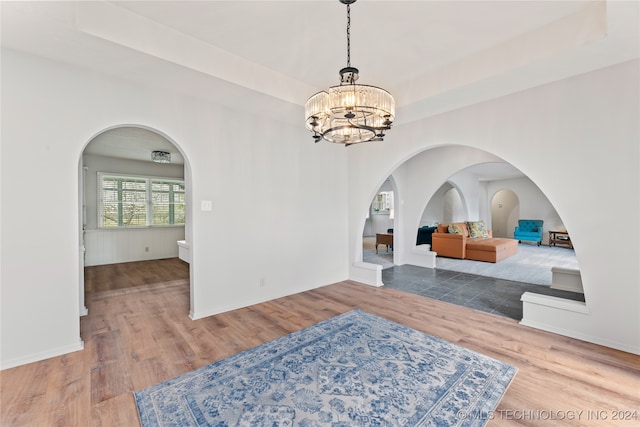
top-left (367, 146), bottom-right (583, 319)
top-left (78, 125), bottom-right (193, 320)
top-left (490, 189), bottom-right (519, 238)
top-left (362, 176), bottom-right (396, 269)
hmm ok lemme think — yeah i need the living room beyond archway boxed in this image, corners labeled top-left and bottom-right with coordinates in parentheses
top-left (382, 155), bottom-right (583, 320)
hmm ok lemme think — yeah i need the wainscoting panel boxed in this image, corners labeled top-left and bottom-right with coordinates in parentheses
top-left (84, 227), bottom-right (185, 266)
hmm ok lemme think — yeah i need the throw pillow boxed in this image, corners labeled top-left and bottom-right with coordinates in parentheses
top-left (467, 220), bottom-right (489, 238)
top-left (448, 224), bottom-right (463, 234)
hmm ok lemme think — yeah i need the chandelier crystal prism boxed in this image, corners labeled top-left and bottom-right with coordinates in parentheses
top-left (305, 0), bottom-right (395, 146)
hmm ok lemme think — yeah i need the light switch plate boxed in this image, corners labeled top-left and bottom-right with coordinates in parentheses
top-left (201, 200), bottom-right (212, 211)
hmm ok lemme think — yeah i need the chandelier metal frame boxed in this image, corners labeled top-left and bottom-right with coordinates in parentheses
top-left (304, 0), bottom-right (395, 146)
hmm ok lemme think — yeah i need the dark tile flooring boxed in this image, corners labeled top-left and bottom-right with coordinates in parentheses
top-left (382, 265), bottom-right (585, 320)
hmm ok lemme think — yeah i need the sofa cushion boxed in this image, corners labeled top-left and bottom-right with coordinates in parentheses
top-left (467, 220), bottom-right (489, 238)
top-left (448, 223), bottom-right (464, 234)
top-left (416, 226), bottom-right (437, 245)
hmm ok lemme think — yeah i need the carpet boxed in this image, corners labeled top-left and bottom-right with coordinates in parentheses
top-left (134, 310), bottom-right (517, 426)
top-left (362, 236), bottom-right (395, 269)
top-left (435, 243), bottom-right (579, 286)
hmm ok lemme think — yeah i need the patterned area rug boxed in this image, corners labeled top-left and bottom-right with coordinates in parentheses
top-left (135, 310), bottom-right (517, 426)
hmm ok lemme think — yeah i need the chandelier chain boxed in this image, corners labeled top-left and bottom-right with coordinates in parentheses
top-left (346, 4), bottom-right (351, 67)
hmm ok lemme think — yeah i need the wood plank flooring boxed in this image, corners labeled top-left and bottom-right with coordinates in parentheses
top-left (1, 258), bottom-right (639, 426)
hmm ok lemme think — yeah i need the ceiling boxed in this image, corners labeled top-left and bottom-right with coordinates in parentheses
top-left (2, 0), bottom-right (638, 175)
top-left (84, 127), bottom-right (185, 165)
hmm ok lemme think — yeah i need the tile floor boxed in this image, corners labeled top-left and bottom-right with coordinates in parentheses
top-left (382, 265), bottom-right (585, 320)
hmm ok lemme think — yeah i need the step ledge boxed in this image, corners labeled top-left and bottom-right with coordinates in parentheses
top-left (521, 292), bottom-right (589, 314)
top-left (551, 266), bottom-right (580, 275)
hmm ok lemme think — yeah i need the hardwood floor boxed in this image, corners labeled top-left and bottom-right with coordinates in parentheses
top-left (1, 259), bottom-right (638, 426)
top-left (83, 257), bottom-right (189, 293)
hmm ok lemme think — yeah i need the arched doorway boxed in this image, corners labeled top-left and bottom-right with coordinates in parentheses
top-left (490, 189), bottom-right (519, 238)
top-left (362, 176), bottom-right (396, 269)
top-left (78, 125), bottom-right (193, 317)
top-left (373, 146), bottom-right (582, 319)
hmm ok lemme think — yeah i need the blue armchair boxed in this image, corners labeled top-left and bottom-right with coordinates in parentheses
top-left (514, 219), bottom-right (543, 246)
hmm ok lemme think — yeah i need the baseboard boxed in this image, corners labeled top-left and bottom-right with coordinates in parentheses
top-left (189, 280), bottom-right (337, 320)
top-left (519, 319), bottom-right (640, 356)
top-left (549, 283), bottom-right (584, 293)
top-left (0, 339), bottom-right (84, 371)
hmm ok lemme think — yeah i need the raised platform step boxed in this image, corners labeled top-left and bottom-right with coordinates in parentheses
top-left (550, 266), bottom-right (583, 294)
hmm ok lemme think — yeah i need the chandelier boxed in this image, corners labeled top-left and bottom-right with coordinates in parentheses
top-left (304, 0), bottom-right (395, 146)
top-left (151, 150), bottom-right (171, 163)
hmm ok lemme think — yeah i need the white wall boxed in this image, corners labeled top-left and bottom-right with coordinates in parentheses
top-left (442, 188), bottom-right (466, 223)
top-left (348, 60), bottom-right (640, 354)
top-left (419, 183), bottom-right (450, 226)
top-left (368, 213), bottom-right (394, 236)
top-left (490, 189), bottom-right (519, 238)
top-left (83, 228), bottom-right (185, 266)
top-left (0, 49), bottom-right (349, 368)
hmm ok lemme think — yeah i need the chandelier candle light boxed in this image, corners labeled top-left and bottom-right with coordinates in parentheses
top-left (305, 0), bottom-right (395, 146)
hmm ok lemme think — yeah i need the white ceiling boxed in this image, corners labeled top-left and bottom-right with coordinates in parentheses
top-left (2, 0), bottom-right (638, 174)
top-left (84, 127), bottom-right (185, 165)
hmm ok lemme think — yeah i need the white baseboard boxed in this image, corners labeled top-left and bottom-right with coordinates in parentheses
top-left (0, 339), bottom-right (84, 371)
top-left (519, 318), bottom-right (640, 356)
top-left (520, 292), bottom-right (639, 355)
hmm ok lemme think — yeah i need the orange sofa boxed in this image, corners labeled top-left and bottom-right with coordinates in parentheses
top-left (431, 222), bottom-right (518, 263)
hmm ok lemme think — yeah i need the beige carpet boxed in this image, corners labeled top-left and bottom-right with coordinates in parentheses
top-left (362, 236), bottom-right (377, 251)
top-left (362, 236), bottom-right (579, 285)
top-left (362, 236), bottom-right (394, 269)
top-left (435, 243), bottom-right (578, 285)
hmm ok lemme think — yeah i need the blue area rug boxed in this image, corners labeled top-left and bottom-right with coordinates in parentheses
top-left (135, 309), bottom-right (516, 426)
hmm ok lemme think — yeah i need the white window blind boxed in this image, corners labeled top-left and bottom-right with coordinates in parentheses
top-left (98, 173), bottom-right (185, 228)
top-left (151, 179), bottom-right (186, 225)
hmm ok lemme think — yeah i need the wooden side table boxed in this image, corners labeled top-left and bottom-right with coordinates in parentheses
top-left (549, 230), bottom-right (573, 249)
top-left (375, 233), bottom-right (393, 253)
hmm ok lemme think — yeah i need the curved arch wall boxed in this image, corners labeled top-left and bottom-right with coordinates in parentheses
top-left (348, 60), bottom-right (639, 354)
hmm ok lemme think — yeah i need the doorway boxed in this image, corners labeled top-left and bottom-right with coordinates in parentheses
top-left (491, 189), bottom-right (519, 238)
top-left (362, 177), bottom-right (396, 269)
top-left (78, 125), bottom-right (192, 317)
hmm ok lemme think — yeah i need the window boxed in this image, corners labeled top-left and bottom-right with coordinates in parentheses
top-left (99, 173), bottom-right (185, 228)
top-left (373, 191), bottom-right (394, 213)
top-left (151, 180), bottom-right (186, 225)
